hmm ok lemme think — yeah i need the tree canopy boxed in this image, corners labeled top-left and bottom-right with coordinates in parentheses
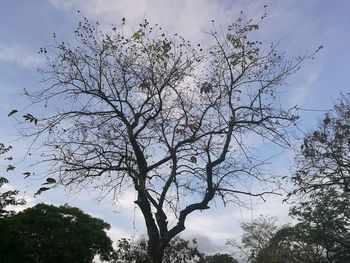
top-left (0, 203), bottom-right (114, 263)
top-left (289, 92), bottom-right (350, 262)
top-left (19, 13), bottom-right (320, 262)
top-left (232, 215), bottom-right (331, 263)
top-left (202, 253), bottom-right (238, 263)
top-left (242, 94), bottom-right (350, 263)
top-left (227, 215), bottom-right (279, 262)
top-left (289, 189), bottom-right (350, 262)
top-left (254, 225), bottom-right (328, 263)
top-left (292, 93), bottom-right (350, 194)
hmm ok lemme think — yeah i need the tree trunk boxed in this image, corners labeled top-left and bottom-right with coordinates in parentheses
top-left (148, 253), bottom-right (164, 263)
top-left (147, 241), bottom-right (165, 263)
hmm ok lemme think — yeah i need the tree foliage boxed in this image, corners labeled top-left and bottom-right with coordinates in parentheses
top-left (0, 203), bottom-right (114, 263)
top-left (289, 189), bottom-right (350, 262)
top-left (201, 253), bottom-right (238, 263)
top-left (230, 94), bottom-right (350, 263)
top-left (292, 93), bottom-right (350, 194)
top-left (113, 237), bottom-right (148, 263)
top-left (113, 236), bottom-right (238, 263)
top-left (289, 93), bottom-right (350, 262)
top-left (233, 215), bottom-right (329, 263)
top-left (254, 225), bottom-right (328, 263)
top-left (113, 236), bottom-right (204, 263)
top-left (0, 143), bottom-right (25, 218)
top-left (23, 13), bottom-right (319, 262)
top-left (248, 192), bottom-right (350, 262)
top-left (227, 215), bottom-right (278, 262)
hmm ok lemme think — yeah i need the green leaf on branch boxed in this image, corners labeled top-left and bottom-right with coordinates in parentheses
top-left (132, 29), bottom-right (145, 40)
top-left (162, 40), bottom-right (171, 58)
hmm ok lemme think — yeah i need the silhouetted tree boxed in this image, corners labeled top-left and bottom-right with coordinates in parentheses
top-left (22, 13), bottom-right (320, 262)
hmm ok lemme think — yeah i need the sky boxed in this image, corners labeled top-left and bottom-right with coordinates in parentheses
top-left (1, 0), bottom-right (350, 256)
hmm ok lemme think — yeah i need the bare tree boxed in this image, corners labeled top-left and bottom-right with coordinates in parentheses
top-left (21, 14), bottom-right (320, 263)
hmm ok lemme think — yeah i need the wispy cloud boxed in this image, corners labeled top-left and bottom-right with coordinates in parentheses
top-left (186, 233), bottom-right (226, 253)
top-left (108, 226), bottom-right (132, 243)
top-left (48, 0), bottom-right (312, 43)
top-left (186, 210), bottom-right (241, 241)
top-left (0, 44), bottom-right (43, 68)
top-left (0, 81), bottom-right (19, 98)
top-left (289, 68), bottom-right (322, 107)
top-left (48, 0), bottom-right (260, 42)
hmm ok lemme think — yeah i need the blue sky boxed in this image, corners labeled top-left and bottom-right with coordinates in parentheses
top-left (1, 0), bottom-right (350, 254)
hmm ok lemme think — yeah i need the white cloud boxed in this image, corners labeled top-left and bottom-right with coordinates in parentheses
top-left (185, 233), bottom-right (227, 254)
top-left (183, 192), bottom-right (292, 247)
top-left (186, 209), bottom-right (241, 241)
top-left (108, 226), bottom-right (132, 243)
top-left (48, 0), bottom-right (259, 42)
top-left (0, 44), bottom-right (43, 68)
top-left (48, 0), bottom-right (312, 45)
top-left (49, 0), bottom-right (81, 11)
top-left (113, 188), bottom-right (137, 209)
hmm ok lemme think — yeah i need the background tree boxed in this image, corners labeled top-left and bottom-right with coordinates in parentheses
top-left (290, 93), bottom-right (350, 262)
top-left (162, 236), bottom-right (204, 263)
top-left (22, 13), bottom-right (319, 262)
top-left (113, 236), bottom-right (239, 263)
top-left (227, 215), bottom-right (278, 262)
top-left (292, 93), bottom-right (350, 194)
top-left (113, 236), bottom-right (204, 263)
top-left (0, 203), bottom-right (114, 263)
top-left (202, 253), bottom-right (238, 263)
top-left (113, 237), bottom-right (148, 263)
top-left (231, 215), bottom-right (328, 263)
top-left (255, 225), bottom-right (328, 263)
top-left (289, 189), bottom-right (350, 262)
